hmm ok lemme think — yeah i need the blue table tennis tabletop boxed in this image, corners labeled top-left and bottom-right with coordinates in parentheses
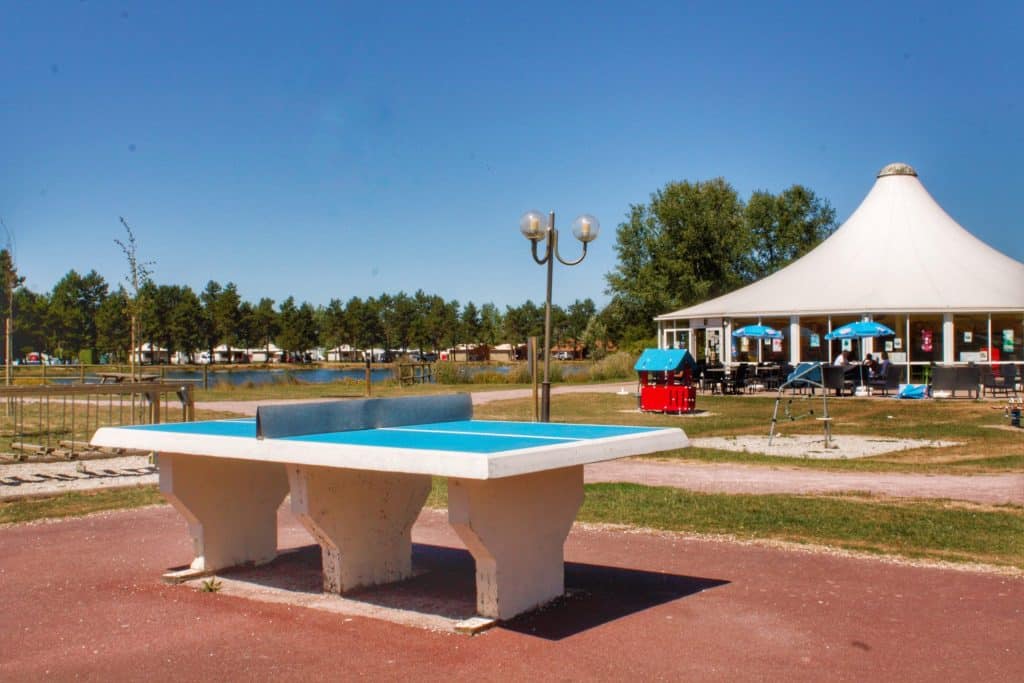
top-left (94, 416), bottom-right (687, 479)
top-left (122, 417), bottom-right (665, 454)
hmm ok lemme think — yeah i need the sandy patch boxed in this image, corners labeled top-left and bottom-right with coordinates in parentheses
top-left (690, 434), bottom-right (957, 459)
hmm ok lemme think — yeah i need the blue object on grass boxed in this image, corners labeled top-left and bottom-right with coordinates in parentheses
top-left (897, 384), bottom-right (929, 399)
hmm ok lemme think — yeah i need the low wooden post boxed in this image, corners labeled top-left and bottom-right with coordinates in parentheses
top-left (182, 384), bottom-right (195, 421)
top-left (149, 390), bottom-right (161, 424)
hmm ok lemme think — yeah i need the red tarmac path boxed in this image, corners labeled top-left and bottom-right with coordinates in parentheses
top-left (2, 504), bottom-right (1021, 681)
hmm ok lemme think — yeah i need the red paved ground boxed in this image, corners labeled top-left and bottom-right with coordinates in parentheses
top-left (2, 506), bottom-right (1021, 681)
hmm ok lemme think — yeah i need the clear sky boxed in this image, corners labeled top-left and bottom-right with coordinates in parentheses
top-left (3, 1), bottom-right (1022, 309)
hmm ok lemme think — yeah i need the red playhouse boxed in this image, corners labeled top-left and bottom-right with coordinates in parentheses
top-left (635, 348), bottom-right (697, 414)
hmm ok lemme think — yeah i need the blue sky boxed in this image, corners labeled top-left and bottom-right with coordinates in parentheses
top-left (3, 1), bottom-right (1022, 309)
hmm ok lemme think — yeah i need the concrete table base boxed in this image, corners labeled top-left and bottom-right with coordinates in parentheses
top-left (287, 465), bottom-right (431, 593)
top-left (159, 458), bottom-right (586, 621)
top-left (449, 465), bottom-right (584, 620)
top-left (159, 453), bottom-right (289, 574)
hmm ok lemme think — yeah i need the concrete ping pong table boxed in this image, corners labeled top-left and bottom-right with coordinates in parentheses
top-left (91, 394), bottom-right (688, 621)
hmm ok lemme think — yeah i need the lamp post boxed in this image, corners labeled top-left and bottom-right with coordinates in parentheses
top-left (1, 219), bottom-right (14, 391)
top-left (519, 210), bottom-right (599, 422)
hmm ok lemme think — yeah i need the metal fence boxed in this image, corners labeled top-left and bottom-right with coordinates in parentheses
top-left (0, 382), bottom-right (194, 461)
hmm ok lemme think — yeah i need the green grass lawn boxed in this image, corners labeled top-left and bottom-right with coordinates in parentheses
top-left (10, 482), bottom-right (1019, 570)
top-left (195, 379), bottom-right (1023, 473)
top-left (473, 391), bottom-right (1024, 474)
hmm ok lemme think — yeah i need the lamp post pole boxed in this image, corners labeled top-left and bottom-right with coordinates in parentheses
top-left (520, 210), bottom-right (600, 422)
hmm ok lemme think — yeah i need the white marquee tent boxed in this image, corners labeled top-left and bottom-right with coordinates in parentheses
top-left (656, 163), bottom-right (1024, 376)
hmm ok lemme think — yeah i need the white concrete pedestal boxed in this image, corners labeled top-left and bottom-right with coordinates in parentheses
top-left (448, 465), bottom-right (584, 620)
top-left (287, 466), bottom-right (432, 593)
top-left (159, 454), bottom-right (289, 573)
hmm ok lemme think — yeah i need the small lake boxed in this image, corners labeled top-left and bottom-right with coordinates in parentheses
top-left (166, 367), bottom-right (396, 386)
top-left (47, 363), bottom-right (587, 386)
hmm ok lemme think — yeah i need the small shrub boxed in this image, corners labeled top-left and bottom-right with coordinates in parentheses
top-left (433, 363), bottom-right (470, 384)
top-left (200, 577), bottom-right (222, 593)
top-left (589, 351), bottom-right (637, 382)
top-left (508, 363), bottom-right (533, 384)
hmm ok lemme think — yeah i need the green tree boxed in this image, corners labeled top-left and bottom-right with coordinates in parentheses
top-left (1, 248), bottom-right (23, 368)
top-left (213, 282), bottom-right (242, 363)
top-left (460, 301), bottom-right (481, 346)
top-left (383, 291), bottom-right (416, 352)
top-left (320, 298), bottom-right (351, 357)
top-left (604, 178), bottom-right (747, 343)
top-left (581, 314), bottom-right (610, 361)
top-left (503, 301), bottom-right (544, 345)
top-left (48, 269), bottom-right (108, 360)
top-left (171, 286), bottom-right (205, 361)
top-left (276, 298), bottom-right (319, 359)
top-left (478, 302), bottom-right (503, 348)
top-left (564, 298), bottom-right (597, 358)
top-left (252, 297), bottom-right (279, 360)
top-left (199, 281), bottom-right (223, 361)
top-left (12, 288), bottom-right (50, 357)
top-left (744, 185), bottom-right (837, 280)
top-left (95, 288), bottom-right (131, 361)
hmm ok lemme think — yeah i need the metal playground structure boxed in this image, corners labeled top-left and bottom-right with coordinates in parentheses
top-left (768, 363), bottom-right (833, 447)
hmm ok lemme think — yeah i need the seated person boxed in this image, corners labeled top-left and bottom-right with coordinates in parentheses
top-left (874, 352), bottom-right (891, 379)
top-left (863, 353), bottom-right (877, 377)
top-left (833, 349), bottom-right (851, 367)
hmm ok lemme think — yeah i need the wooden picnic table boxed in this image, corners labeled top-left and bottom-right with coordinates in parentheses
top-left (95, 372), bottom-right (161, 384)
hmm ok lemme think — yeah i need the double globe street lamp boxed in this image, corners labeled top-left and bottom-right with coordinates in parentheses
top-left (519, 210), bottom-right (600, 422)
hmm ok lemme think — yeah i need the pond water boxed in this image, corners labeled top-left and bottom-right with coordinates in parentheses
top-left (47, 362), bottom-right (586, 386)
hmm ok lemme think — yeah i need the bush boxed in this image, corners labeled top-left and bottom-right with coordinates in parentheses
top-left (433, 363), bottom-right (471, 384)
top-left (588, 351), bottom-right (637, 382)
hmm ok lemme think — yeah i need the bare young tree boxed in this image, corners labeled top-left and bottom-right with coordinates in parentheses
top-left (115, 217), bottom-right (154, 379)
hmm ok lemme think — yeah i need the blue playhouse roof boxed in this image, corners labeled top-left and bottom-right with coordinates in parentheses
top-left (634, 348), bottom-right (696, 372)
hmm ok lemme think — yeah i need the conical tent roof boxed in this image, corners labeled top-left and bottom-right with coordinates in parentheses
top-left (657, 163), bottom-right (1024, 320)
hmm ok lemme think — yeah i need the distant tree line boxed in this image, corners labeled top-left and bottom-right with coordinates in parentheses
top-left (1, 256), bottom-right (598, 363)
top-left (1, 176), bottom-right (835, 363)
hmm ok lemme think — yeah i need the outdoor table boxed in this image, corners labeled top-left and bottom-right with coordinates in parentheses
top-left (96, 372), bottom-right (160, 384)
top-left (91, 394), bottom-right (687, 621)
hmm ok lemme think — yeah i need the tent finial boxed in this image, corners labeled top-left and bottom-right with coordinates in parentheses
top-left (877, 162), bottom-right (917, 178)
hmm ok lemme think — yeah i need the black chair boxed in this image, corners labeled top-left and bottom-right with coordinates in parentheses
top-left (822, 365), bottom-right (848, 396)
top-left (982, 365), bottom-right (1017, 397)
top-left (1003, 364), bottom-right (1020, 395)
top-left (868, 363), bottom-right (901, 396)
top-left (931, 365), bottom-right (980, 398)
top-left (722, 363), bottom-right (749, 394)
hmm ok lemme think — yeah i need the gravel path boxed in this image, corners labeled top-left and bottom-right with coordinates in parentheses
top-left (585, 459), bottom-right (1024, 506)
top-left (4, 453), bottom-right (1021, 505)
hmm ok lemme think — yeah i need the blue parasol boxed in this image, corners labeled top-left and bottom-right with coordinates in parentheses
top-left (825, 321), bottom-right (896, 388)
top-left (824, 321), bottom-right (896, 340)
top-left (732, 324), bottom-right (783, 339)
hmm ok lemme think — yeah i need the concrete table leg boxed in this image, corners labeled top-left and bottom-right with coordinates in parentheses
top-left (287, 466), bottom-right (431, 593)
top-left (159, 454), bottom-right (289, 574)
top-left (448, 465), bottom-right (584, 620)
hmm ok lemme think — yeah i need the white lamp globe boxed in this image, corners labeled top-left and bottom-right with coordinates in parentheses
top-left (571, 214), bottom-right (600, 243)
top-left (519, 210), bottom-right (548, 241)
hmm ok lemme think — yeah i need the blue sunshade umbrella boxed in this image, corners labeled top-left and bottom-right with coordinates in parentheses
top-left (732, 324), bottom-right (783, 339)
top-left (825, 321), bottom-right (896, 386)
top-left (824, 321), bottom-right (896, 340)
